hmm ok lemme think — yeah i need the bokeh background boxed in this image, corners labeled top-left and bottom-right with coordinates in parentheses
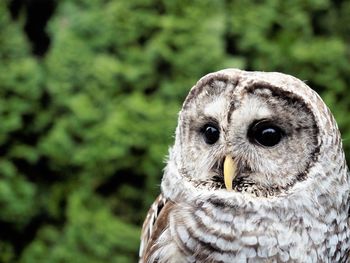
top-left (1, 0), bottom-right (350, 262)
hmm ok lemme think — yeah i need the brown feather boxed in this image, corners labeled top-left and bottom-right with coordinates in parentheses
top-left (139, 194), bottom-right (174, 262)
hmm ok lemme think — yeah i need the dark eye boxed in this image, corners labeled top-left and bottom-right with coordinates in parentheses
top-left (202, 124), bottom-right (220, 145)
top-left (248, 121), bottom-right (284, 147)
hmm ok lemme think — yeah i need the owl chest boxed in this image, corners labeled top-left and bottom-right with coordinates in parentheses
top-left (159, 203), bottom-right (349, 263)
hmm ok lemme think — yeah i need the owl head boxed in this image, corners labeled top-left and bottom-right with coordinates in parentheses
top-left (163, 69), bottom-right (348, 200)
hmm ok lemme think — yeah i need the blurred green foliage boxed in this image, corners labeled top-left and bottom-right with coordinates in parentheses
top-left (0, 0), bottom-right (350, 262)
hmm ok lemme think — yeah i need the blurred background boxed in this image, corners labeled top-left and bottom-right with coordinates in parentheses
top-left (1, 0), bottom-right (350, 262)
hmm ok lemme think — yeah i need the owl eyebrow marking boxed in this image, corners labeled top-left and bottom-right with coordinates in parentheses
top-left (246, 81), bottom-right (306, 107)
top-left (183, 76), bottom-right (230, 109)
top-left (227, 100), bottom-right (237, 124)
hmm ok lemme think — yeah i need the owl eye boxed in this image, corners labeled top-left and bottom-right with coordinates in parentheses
top-left (248, 121), bottom-right (283, 147)
top-left (202, 124), bottom-right (220, 145)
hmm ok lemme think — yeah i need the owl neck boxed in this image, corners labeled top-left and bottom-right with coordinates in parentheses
top-left (161, 149), bottom-right (350, 223)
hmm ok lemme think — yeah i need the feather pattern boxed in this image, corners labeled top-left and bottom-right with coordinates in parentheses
top-left (139, 69), bottom-right (350, 262)
top-left (139, 194), bottom-right (167, 262)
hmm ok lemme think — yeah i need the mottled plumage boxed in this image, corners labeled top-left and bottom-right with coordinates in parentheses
top-left (139, 69), bottom-right (350, 262)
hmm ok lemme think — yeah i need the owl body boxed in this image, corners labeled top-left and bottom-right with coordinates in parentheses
top-left (139, 69), bottom-right (350, 262)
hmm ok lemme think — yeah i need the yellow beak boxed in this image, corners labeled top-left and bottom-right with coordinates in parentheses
top-left (223, 155), bottom-right (237, 191)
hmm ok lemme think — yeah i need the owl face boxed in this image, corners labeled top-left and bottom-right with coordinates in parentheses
top-left (174, 69), bottom-right (323, 197)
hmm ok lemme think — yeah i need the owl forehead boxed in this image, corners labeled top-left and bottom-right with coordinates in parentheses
top-left (200, 83), bottom-right (273, 125)
top-left (185, 71), bottom-right (317, 113)
top-left (184, 69), bottom-right (317, 110)
top-left (186, 76), bottom-right (304, 124)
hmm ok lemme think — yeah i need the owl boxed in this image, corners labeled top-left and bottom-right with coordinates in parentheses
top-left (139, 69), bottom-right (350, 262)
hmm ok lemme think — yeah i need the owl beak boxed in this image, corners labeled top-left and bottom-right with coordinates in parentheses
top-left (223, 155), bottom-right (237, 191)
